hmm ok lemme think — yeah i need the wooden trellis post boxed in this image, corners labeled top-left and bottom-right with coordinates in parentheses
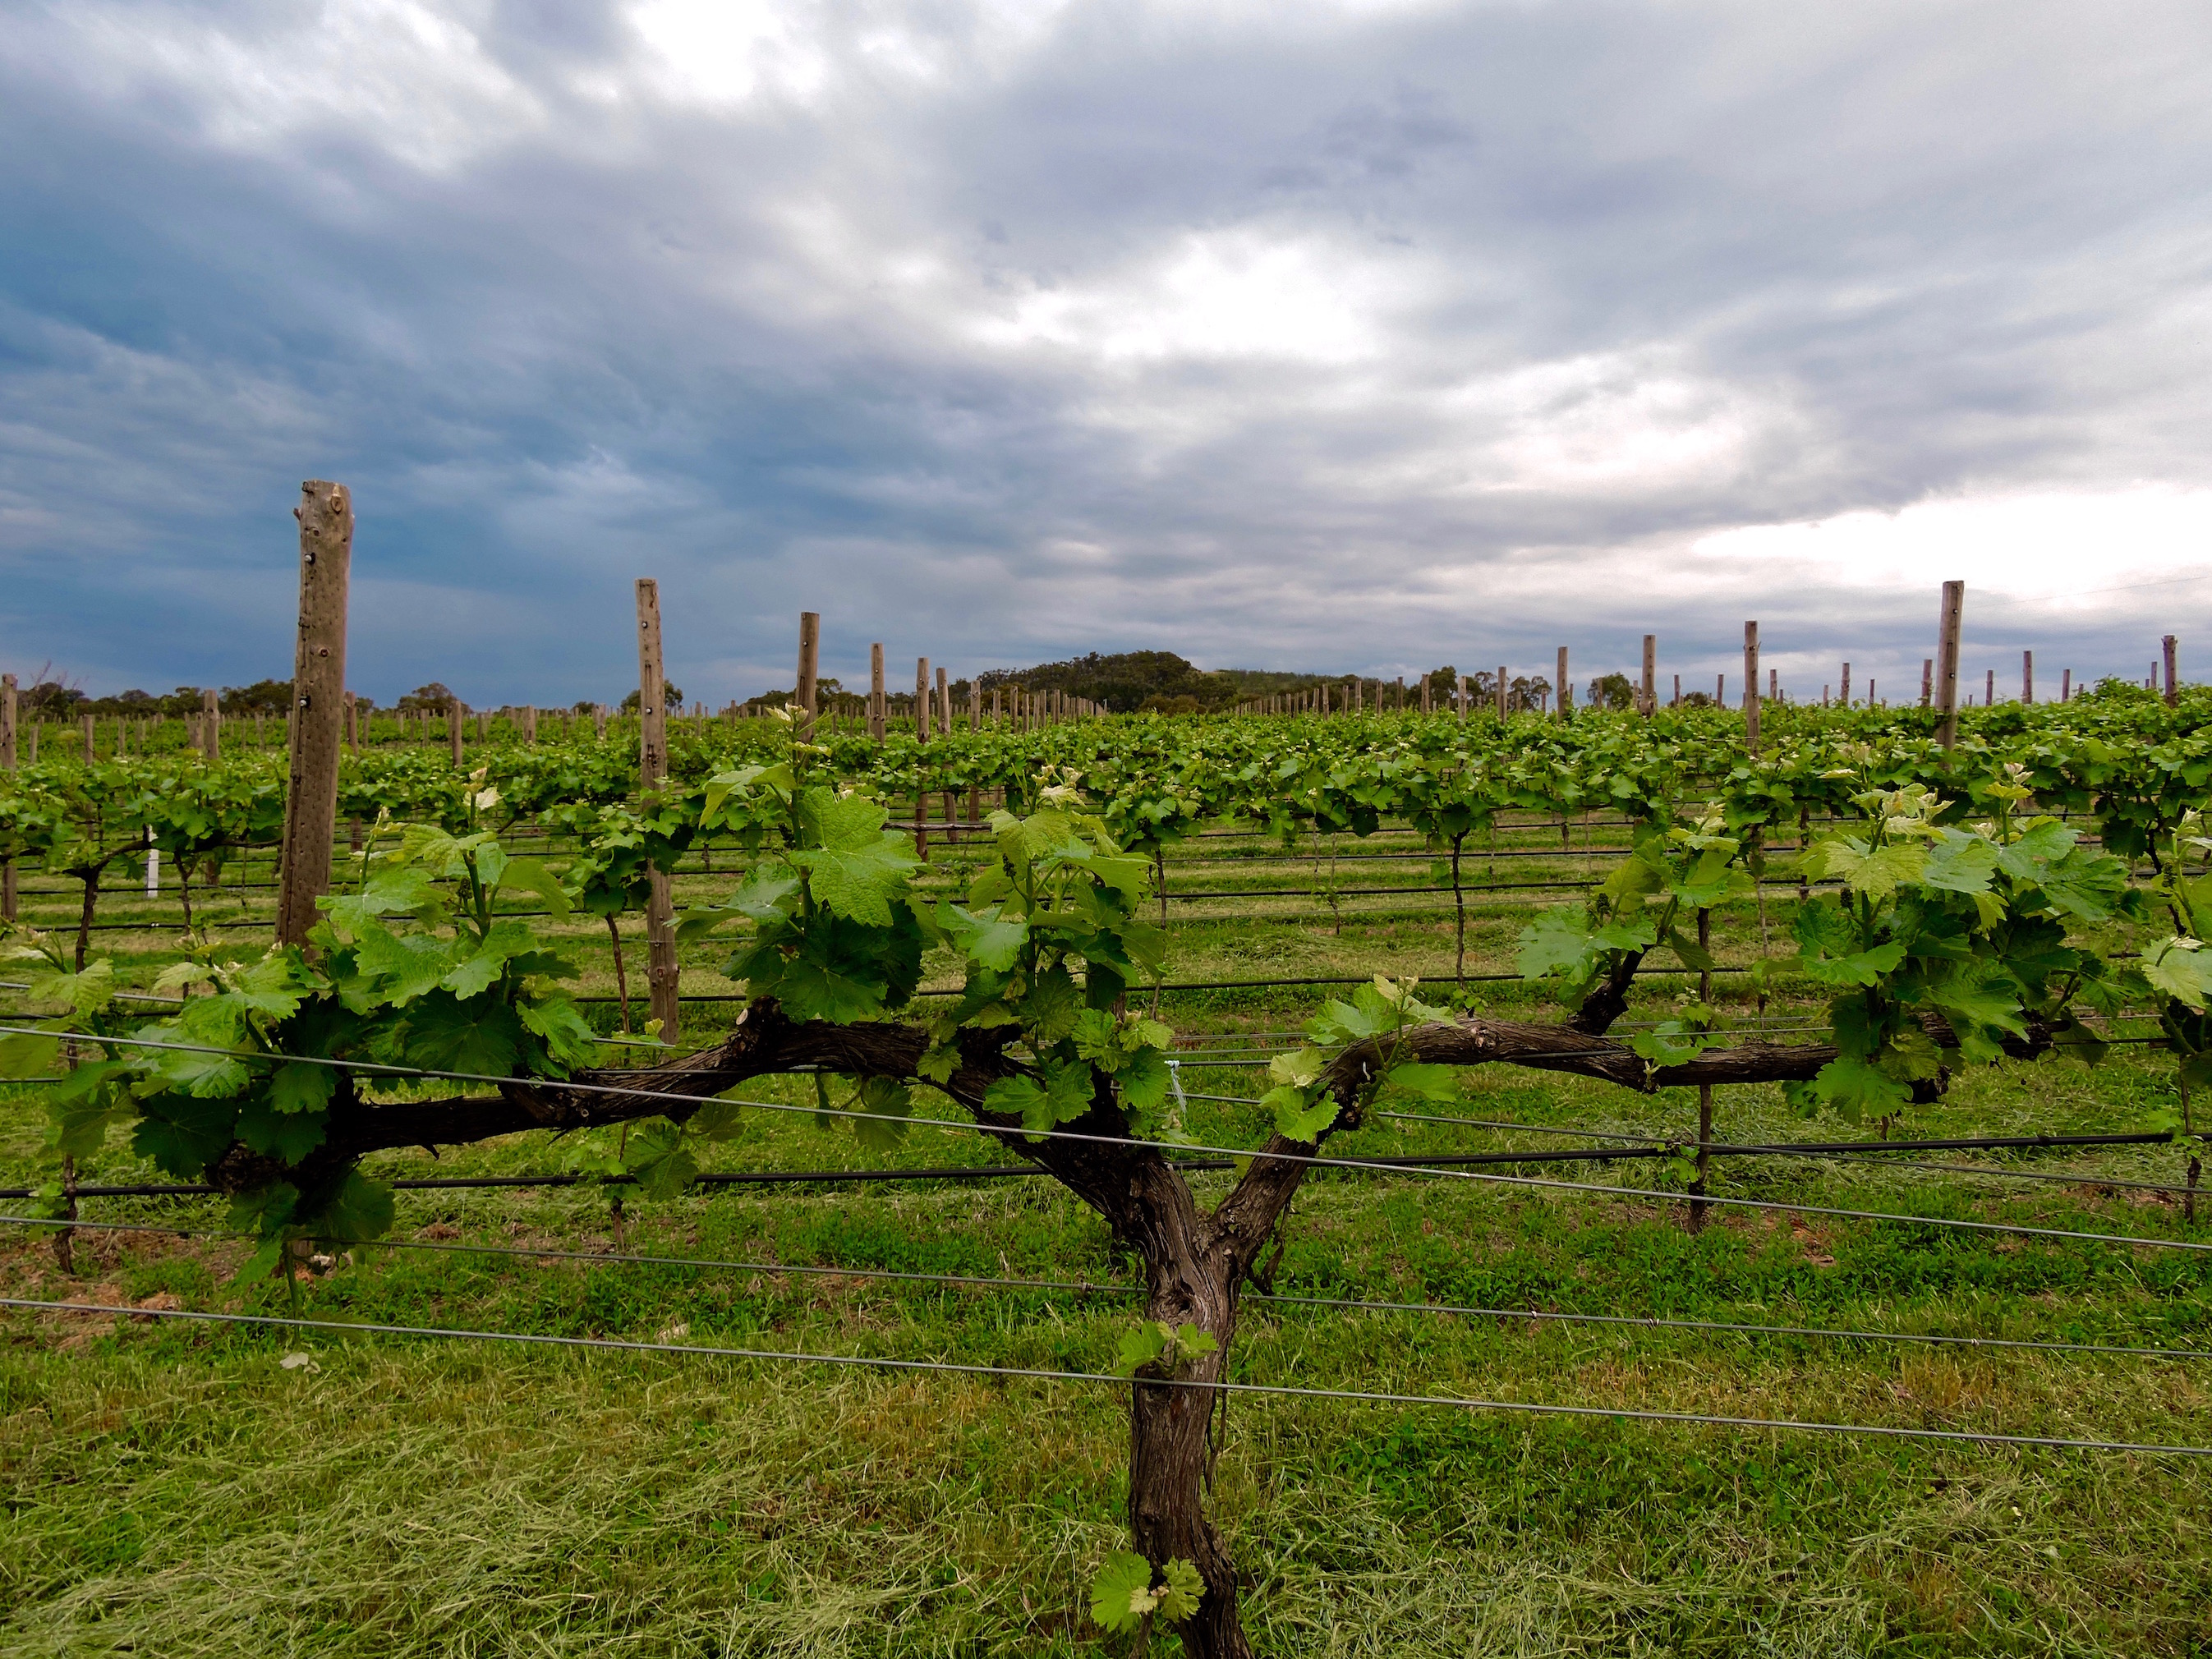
top-left (2165, 635), bottom-right (2179, 706)
top-left (1556, 646), bottom-right (1570, 720)
top-left (1, 672), bottom-right (15, 921)
top-left (1641, 635), bottom-right (1656, 716)
top-left (915, 657), bottom-right (931, 742)
top-left (2023, 650), bottom-right (2034, 705)
top-left (1744, 622), bottom-right (1760, 756)
top-left (869, 643), bottom-right (885, 740)
top-left (1935, 581), bottom-right (1964, 749)
top-left (797, 612), bottom-right (820, 740)
top-left (636, 578), bottom-right (680, 1041)
top-left (202, 688), bottom-right (221, 761)
top-left (276, 480), bottom-right (352, 947)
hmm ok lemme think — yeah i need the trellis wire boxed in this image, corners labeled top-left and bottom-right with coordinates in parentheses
top-left (9, 1211), bottom-right (2203, 1363)
top-left (3, 1022), bottom-right (2207, 1257)
top-left (5, 1296), bottom-right (2204, 1459)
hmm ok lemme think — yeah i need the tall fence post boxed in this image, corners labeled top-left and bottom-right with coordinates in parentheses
top-left (869, 643), bottom-right (885, 740)
top-left (797, 612), bottom-right (820, 740)
top-left (1556, 646), bottom-right (1569, 720)
top-left (1495, 665), bottom-right (1507, 719)
top-left (1935, 581), bottom-right (1964, 750)
top-left (915, 657), bottom-right (931, 742)
top-left (448, 700), bottom-right (464, 767)
top-left (2165, 635), bottom-right (2179, 706)
top-left (1743, 622), bottom-right (1760, 756)
top-left (1921, 659), bottom-right (1933, 706)
top-left (636, 579), bottom-right (680, 1041)
top-left (276, 480), bottom-right (352, 947)
top-left (1641, 634), bottom-right (1656, 716)
top-left (2023, 650), bottom-right (2034, 705)
top-left (2062, 669), bottom-right (2072, 702)
top-left (202, 687), bottom-right (221, 762)
top-left (1, 672), bottom-right (15, 921)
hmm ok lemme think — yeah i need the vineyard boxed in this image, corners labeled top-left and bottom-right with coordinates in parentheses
top-left (4, 518), bottom-right (2211, 1655)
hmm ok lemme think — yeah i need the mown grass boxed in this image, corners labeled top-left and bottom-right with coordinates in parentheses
top-left (4, 818), bottom-right (2211, 1655)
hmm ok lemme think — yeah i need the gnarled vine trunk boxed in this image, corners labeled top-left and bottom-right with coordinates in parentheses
top-left (194, 993), bottom-right (2035, 1658)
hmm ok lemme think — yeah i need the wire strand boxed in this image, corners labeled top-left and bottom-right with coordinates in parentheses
top-left (8, 1023), bottom-right (2209, 1256)
top-left (11, 1212), bottom-right (2202, 1363)
top-left (6, 1296), bottom-right (2203, 1459)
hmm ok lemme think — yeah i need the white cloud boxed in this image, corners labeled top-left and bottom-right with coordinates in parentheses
top-left (1693, 488), bottom-right (2212, 609)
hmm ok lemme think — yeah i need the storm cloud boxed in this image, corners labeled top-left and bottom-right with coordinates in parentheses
top-left (2, 0), bottom-right (2208, 705)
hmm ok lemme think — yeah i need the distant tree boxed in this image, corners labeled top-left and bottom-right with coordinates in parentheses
top-left (619, 684), bottom-right (683, 713)
top-left (398, 682), bottom-right (459, 713)
top-left (220, 678), bottom-right (293, 715)
top-left (1586, 672), bottom-right (1636, 711)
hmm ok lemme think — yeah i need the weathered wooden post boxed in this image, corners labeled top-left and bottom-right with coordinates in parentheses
top-left (1556, 646), bottom-right (1570, 720)
top-left (1495, 665), bottom-right (1507, 719)
top-left (448, 700), bottom-right (464, 767)
top-left (1744, 622), bottom-right (1760, 756)
top-left (636, 579), bottom-right (680, 1041)
top-left (2165, 635), bottom-right (2179, 706)
top-left (2062, 669), bottom-right (2072, 702)
top-left (1935, 581), bottom-right (1964, 750)
top-left (276, 480), bottom-right (352, 947)
top-left (2, 672), bottom-right (16, 921)
top-left (202, 687), bottom-right (221, 761)
top-left (915, 657), bottom-right (931, 742)
top-left (797, 612), bottom-right (820, 741)
top-left (1984, 668), bottom-right (1994, 707)
top-left (1921, 659), bottom-right (1933, 706)
top-left (2023, 650), bottom-right (2034, 705)
top-left (1641, 634), bottom-right (1657, 715)
top-left (869, 643), bottom-right (885, 740)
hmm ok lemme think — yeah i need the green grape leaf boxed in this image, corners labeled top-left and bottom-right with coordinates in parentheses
top-left (1797, 940), bottom-right (1907, 986)
top-left (1019, 963), bottom-right (1082, 1041)
top-left (1153, 1557), bottom-right (1204, 1623)
top-left (312, 1170), bottom-right (396, 1245)
top-left (1807, 1055), bottom-right (1912, 1124)
top-left (1516, 909), bottom-right (1596, 980)
top-left (353, 926), bottom-right (463, 1007)
top-left (851, 1077), bottom-right (913, 1151)
top-left (398, 995), bottom-right (525, 1078)
top-left (1925, 963), bottom-right (2028, 1038)
top-left (938, 903), bottom-right (1028, 972)
top-left (1265, 1084), bottom-right (1339, 1142)
top-left (1921, 830), bottom-right (2000, 894)
top-left (319, 865), bottom-right (443, 938)
top-left (1384, 1063), bottom-right (1458, 1101)
top-left (623, 1119), bottom-right (699, 1199)
top-left (132, 1094), bottom-right (239, 1179)
top-left (1116, 1047), bottom-right (1171, 1114)
top-left (442, 920), bottom-right (540, 1000)
top-left (2141, 938), bottom-right (2212, 1013)
top-left (1089, 1551), bottom-right (1158, 1634)
top-left (690, 1096), bottom-right (745, 1141)
top-left (0, 1027), bottom-right (62, 1079)
top-left (269, 1061), bottom-right (336, 1115)
top-left (494, 856), bottom-right (571, 919)
top-left (236, 1092), bottom-right (329, 1162)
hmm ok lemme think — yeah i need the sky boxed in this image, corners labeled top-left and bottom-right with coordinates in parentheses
top-left (2, 0), bottom-right (2209, 709)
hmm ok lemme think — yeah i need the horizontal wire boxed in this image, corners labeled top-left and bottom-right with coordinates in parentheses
top-left (7, 1023), bottom-right (2207, 1256)
top-left (12, 1212), bottom-right (2203, 1363)
top-left (7, 1296), bottom-right (2204, 1459)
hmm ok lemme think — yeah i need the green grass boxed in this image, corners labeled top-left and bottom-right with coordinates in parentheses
top-left (4, 819), bottom-right (2212, 1655)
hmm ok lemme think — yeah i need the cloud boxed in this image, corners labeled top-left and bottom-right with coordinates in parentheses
top-left (1, 0), bottom-right (2208, 705)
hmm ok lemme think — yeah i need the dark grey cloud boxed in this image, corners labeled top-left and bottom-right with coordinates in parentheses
top-left (2, 0), bottom-right (2208, 708)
